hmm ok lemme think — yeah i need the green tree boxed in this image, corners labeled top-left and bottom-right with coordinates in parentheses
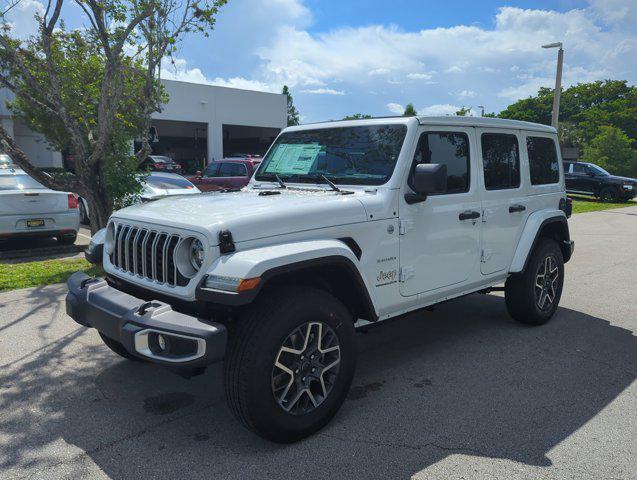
top-left (0, 0), bottom-right (226, 232)
top-left (343, 113), bottom-right (372, 120)
top-left (455, 106), bottom-right (472, 116)
top-left (282, 85), bottom-right (300, 126)
top-left (499, 80), bottom-right (637, 146)
top-left (403, 103), bottom-right (417, 117)
top-left (581, 126), bottom-right (637, 177)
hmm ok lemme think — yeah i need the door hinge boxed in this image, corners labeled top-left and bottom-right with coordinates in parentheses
top-left (399, 266), bottom-right (415, 282)
top-left (399, 220), bottom-right (414, 235)
top-left (481, 249), bottom-right (493, 263)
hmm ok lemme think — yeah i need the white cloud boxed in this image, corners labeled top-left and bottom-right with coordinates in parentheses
top-left (2, 0), bottom-right (44, 39)
top-left (456, 90), bottom-right (477, 99)
top-left (419, 104), bottom-right (460, 116)
top-left (163, 58), bottom-right (280, 93)
top-left (301, 88), bottom-right (345, 95)
top-left (387, 102), bottom-right (405, 114)
top-left (407, 72), bottom-right (433, 80)
top-left (122, 0), bottom-right (637, 121)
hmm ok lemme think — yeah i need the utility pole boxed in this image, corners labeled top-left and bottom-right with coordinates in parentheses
top-left (478, 105), bottom-right (485, 117)
top-left (542, 42), bottom-right (564, 129)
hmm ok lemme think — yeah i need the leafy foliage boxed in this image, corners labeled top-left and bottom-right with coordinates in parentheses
top-left (499, 80), bottom-right (637, 145)
top-left (403, 103), bottom-right (417, 117)
top-left (343, 113), bottom-right (373, 120)
top-left (0, 0), bottom-right (227, 231)
top-left (282, 85), bottom-right (300, 126)
top-left (455, 106), bottom-right (472, 116)
top-left (581, 126), bottom-right (637, 178)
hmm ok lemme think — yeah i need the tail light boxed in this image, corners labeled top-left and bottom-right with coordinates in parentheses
top-left (68, 193), bottom-right (79, 209)
top-left (153, 163), bottom-right (165, 169)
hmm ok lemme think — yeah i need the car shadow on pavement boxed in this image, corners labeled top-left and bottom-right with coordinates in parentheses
top-left (0, 293), bottom-right (635, 479)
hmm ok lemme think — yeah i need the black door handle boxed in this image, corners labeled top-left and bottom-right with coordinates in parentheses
top-left (509, 204), bottom-right (526, 213)
top-left (459, 210), bottom-right (481, 221)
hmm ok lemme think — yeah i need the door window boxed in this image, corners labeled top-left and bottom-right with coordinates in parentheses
top-left (218, 162), bottom-right (248, 177)
top-left (411, 132), bottom-right (470, 194)
top-left (203, 163), bottom-right (220, 177)
top-left (572, 163), bottom-right (589, 175)
top-left (481, 133), bottom-right (520, 190)
top-left (527, 136), bottom-right (560, 185)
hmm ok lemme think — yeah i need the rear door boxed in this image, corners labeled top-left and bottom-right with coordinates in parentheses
top-left (399, 126), bottom-right (481, 296)
top-left (477, 129), bottom-right (529, 275)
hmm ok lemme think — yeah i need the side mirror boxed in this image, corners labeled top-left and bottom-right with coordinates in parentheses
top-left (195, 170), bottom-right (202, 178)
top-left (405, 163), bottom-right (447, 204)
top-left (587, 171), bottom-right (596, 177)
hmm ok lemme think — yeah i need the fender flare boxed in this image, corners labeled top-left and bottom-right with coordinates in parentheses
top-left (196, 239), bottom-right (378, 319)
top-left (509, 210), bottom-right (571, 273)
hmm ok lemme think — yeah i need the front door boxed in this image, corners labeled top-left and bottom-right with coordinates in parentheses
top-left (399, 127), bottom-right (481, 296)
top-left (477, 129), bottom-right (529, 275)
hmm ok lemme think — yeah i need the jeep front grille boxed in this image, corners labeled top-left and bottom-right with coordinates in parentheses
top-left (110, 223), bottom-right (188, 287)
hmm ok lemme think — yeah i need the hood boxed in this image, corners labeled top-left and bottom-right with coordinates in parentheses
top-left (113, 188), bottom-right (369, 243)
top-left (607, 174), bottom-right (637, 184)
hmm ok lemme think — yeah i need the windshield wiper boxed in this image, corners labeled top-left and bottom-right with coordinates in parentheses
top-left (317, 174), bottom-right (340, 192)
top-left (259, 173), bottom-right (287, 189)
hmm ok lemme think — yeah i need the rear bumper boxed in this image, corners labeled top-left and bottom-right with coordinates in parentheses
top-left (66, 272), bottom-right (226, 367)
top-left (0, 210), bottom-right (80, 237)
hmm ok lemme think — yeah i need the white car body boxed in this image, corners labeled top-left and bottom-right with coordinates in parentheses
top-left (102, 116), bottom-right (572, 322)
top-left (0, 167), bottom-right (79, 241)
top-left (79, 172), bottom-right (200, 223)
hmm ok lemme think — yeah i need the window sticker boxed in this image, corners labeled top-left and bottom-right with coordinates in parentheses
top-left (264, 144), bottom-right (322, 175)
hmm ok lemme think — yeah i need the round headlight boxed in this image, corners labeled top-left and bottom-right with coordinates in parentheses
top-left (190, 238), bottom-right (205, 270)
top-left (104, 223), bottom-right (115, 255)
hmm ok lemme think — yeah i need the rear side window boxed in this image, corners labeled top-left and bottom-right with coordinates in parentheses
top-left (411, 132), bottom-right (470, 194)
top-left (527, 137), bottom-right (560, 185)
top-left (481, 133), bottom-right (520, 190)
top-left (219, 162), bottom-right (247, 177)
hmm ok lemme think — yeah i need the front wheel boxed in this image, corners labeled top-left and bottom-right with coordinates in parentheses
top-left (600, 187), bottom-right (619, 203)
top-left (505, 238), bottom-right (564, 325)
top-left (224, 287), bottom-right (356, 443)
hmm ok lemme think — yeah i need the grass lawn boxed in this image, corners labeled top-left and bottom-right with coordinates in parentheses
top-left (569, 195), bottom-right (635, 214)
top-left (0, 258), bottom-right (104, 293)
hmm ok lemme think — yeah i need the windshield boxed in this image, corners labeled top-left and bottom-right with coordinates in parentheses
top-left (255, 124), bottom-right (408, 185)
top-left (589, 164), bottom-right (610, 176)
top-left (146, 175), bottom-right (195, 189)
top-left (0, 175), bottom-right (47, 191)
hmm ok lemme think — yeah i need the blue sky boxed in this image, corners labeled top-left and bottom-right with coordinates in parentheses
top-left (9, 0), bottom-right (637, 123)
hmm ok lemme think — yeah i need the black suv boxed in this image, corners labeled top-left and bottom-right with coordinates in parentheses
top-left (564, 161), bottom-right (637, 202)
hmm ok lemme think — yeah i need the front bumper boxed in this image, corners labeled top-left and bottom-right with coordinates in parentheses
top-left (66, 272), bottom-right (227, 367)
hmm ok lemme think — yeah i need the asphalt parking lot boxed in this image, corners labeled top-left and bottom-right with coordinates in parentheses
top-left (0, 207), bottom-right (635, 480)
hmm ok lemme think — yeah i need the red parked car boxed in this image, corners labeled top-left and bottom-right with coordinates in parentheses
top-left (188, 158), bottom-right (261, 192)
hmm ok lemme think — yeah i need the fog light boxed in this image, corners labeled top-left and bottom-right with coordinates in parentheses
top-left (158, 334), bottom-right (167, 351)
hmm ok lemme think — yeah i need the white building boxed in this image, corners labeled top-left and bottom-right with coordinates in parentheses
top-left (0, 79), bottom-right (287, 171)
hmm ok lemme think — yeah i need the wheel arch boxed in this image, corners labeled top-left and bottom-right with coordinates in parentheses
top-left (197, 240), bottom-right (378, 322)
top-left (510, 211), bottom-right (572, 274)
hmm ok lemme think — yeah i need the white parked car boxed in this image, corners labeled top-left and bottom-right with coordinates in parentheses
top-left (0, 167), bottom-right (80, 244)
top-left (66, 116), bottom-right (574, 443)
top-left (79, 172), bottom-right (200, 224)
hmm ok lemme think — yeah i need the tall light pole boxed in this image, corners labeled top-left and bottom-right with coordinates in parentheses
top-left (478, 105), bottom-right (485, 117)
top-left (542, 42), bottom-right (563, 129)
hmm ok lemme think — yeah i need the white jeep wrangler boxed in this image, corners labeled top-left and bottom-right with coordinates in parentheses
top-left (67, 116), bottom-right (574, 442)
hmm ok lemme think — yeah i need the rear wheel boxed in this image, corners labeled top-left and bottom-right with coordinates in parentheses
top-left (224, 287), bottom-right (356, 443)
top-left (600, 187), bottom-right (619, 203)
top-left (98, 332), bottom-right (147, 362)
top-left (505, 238), bottom-right (564, 325)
